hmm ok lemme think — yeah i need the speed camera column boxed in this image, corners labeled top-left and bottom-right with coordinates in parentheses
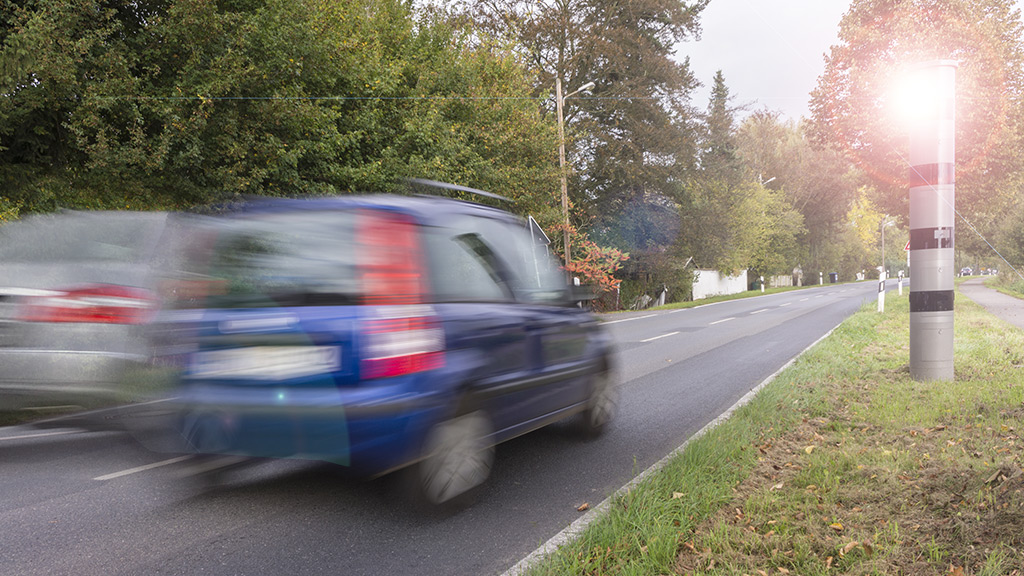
top-left (908, 60), bottom-right (957, 382)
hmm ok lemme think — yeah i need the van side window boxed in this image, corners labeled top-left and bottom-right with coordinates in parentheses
top-left (467, 219), bottom-right (570, 305)
top-left (423, 228), bottom-right (512, 303)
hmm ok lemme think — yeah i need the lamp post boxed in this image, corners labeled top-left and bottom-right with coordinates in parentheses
top-left (881, 216), bottom-right (895, 278)
top-left (556, 78), bottom-right (595, 267)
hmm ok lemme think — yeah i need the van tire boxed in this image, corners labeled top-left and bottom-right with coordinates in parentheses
top-left (580, 369), bottom-right (616, 439)
top-left (405, 409), bottom-right (493, 510)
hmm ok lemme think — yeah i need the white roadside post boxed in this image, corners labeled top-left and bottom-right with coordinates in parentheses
top-left (908, 61), bottom-right (957, 382)
top-left (760, 276), bottom-right (765, 293)
top-left (877, 269), bottom-right (887, 312)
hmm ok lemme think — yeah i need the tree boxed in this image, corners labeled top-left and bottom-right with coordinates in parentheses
top-left (461, 0), bottom-right (708, 239)
top-left (735, 110), bottom-right (860, 274)
top-left (700, 70), bottom-right (743, 185)
top-left (678, 71), bottom-right (747, 274)
top-left (0, 0), bottom-right (562, 215)
top-left (808, 0), bottom-right (1024, 223)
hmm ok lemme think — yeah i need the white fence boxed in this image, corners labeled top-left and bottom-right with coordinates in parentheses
top-left (692, 269), bottom-right (748, 300)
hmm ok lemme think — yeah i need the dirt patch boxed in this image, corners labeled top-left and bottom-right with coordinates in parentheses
top-left (675, 412), bottom-right (1024, 575)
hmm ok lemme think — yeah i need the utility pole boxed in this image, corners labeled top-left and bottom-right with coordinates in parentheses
top-left (556, 78), bottom-right (594, 268)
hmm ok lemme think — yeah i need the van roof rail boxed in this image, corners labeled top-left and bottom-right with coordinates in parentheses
top-left (407, 179), bottom-right (512, 204)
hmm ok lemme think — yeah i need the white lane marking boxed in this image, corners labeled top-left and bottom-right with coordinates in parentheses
top-left (750, 309), bottom-right (769, 315)
top-left (501, 325), bottom-right (844, 576)
top-left (800, 298), bottom-right (809, 302)
top-left (709, 317), bottom-right (735, 325)
top-left (0, 430), bottom-right (81, 442)
top-left (94, 456), bottom-right (193, 481)
top-left (603, 314), bottom-right (656, 325)
top-left (668, 309), bottom-right (687, 314)
top-left (640, 331), bottom-right (679, 343)
top-left (815, 295), bottom-right (824, 298)
top-left (780, 303), bottom-right (792, 307)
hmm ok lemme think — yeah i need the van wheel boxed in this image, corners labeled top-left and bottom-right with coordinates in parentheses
top-left (407, 410), bottom-right (493, 510)
top-left (580, 370), bottom-right (616, 439)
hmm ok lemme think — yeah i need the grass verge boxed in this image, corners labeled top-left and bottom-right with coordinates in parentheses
top-left (529, 289), bottom-right (1024, 575)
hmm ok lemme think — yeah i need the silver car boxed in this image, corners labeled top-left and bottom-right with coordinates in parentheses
top-left (0, 210), bottom-right (179, 410)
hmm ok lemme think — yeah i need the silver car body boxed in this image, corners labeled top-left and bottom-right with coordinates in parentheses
top-left (0, 211), bottom-right (175, 409)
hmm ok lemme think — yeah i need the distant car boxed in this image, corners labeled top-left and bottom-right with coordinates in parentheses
top-left (153, 192), bottom-right (616, 507)
top-left (960, 267), bottom-right (973, 277)
top-left (0, 211), bottom-right (180, 410)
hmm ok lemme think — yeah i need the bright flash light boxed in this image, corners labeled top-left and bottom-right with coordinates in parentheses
top-left (889, 61), bottom-right (958, 128)
top-left (891, 68), bottom-right (940, 123)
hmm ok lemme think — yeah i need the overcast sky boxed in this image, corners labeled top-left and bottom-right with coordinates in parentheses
top-left (675, 0), bottom-right (850, 122)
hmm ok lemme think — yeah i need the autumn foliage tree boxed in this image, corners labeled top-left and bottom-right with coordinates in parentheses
top-left (808, 0), bottom-right (1024, 225)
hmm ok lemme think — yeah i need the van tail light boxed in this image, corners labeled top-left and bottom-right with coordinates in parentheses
top-left (356, 210), bottom-right (445, 378)
top-left (17, 284), bottom-right (158, 325)
top-left (357, 210), bottom-right (425, 306)
top-left (361, 308), bottom-right (445, 379)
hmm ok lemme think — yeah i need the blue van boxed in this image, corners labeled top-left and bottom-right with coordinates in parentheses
top-left (156, 192), bottom-right (616, 507)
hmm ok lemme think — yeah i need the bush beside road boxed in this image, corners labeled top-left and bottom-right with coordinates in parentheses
top-left (527, 286), bottom-right (1024, 576)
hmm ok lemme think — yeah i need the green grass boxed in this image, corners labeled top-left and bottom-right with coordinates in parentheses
top-left (529, 287), bottom-right (1024, 575)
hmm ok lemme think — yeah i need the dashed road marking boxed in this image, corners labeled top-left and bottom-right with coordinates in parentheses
top-left (0, 430), bottom-right (80, 442)
top-left (603, 314), bottom-right (656, 325)
top-left (640, 331), bottom-right (680, 343)
top-left (94, 456), bottom-right (193, 481)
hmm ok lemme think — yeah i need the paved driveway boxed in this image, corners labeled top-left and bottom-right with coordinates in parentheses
top-left (959, 278), bottom-right (1024, 330)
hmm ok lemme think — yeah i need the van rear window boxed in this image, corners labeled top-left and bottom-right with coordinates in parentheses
top-left (188, 211), bottom-right (363, 308)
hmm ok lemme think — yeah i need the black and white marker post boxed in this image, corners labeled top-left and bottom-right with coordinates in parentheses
top-left (908, 60), bottom-right (957, 382)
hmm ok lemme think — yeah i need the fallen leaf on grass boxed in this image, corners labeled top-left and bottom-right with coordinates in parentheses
top-left (826, 556), bottom-right (833, 569)
top-left (948, 566), bottom-right (965, 576)
top-left (577, 502), bottom-right (589, 512)
top-left (777, 568), bottom-right (790, 574)
top-left (672, 492), bottom-right (685, 499)
top-left (829, 522), bottom-right (844, 532)
top-left (841, 541), bottom-right (859, 555)
top-left (805, 445), bottom-right (816, 454)
top-left (862, 542), bottom-right (874, 557)
top-left (770, 482), bottom-right (784, 491)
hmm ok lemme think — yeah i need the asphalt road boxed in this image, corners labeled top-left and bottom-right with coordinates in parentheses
top-left (0, 281), bottom-right (883, 576)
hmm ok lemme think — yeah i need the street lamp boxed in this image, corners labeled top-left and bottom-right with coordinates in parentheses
top-left (556, 78), bottom-right (595, 267)
top-left (880, 215), bottom-right (895, 279)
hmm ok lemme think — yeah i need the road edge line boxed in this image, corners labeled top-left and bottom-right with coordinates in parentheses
top-left (499, 324), bottom-right (841, 576)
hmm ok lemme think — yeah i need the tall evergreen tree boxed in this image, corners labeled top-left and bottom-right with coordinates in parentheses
top-left (699, 70), bottom-right (742, 186)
